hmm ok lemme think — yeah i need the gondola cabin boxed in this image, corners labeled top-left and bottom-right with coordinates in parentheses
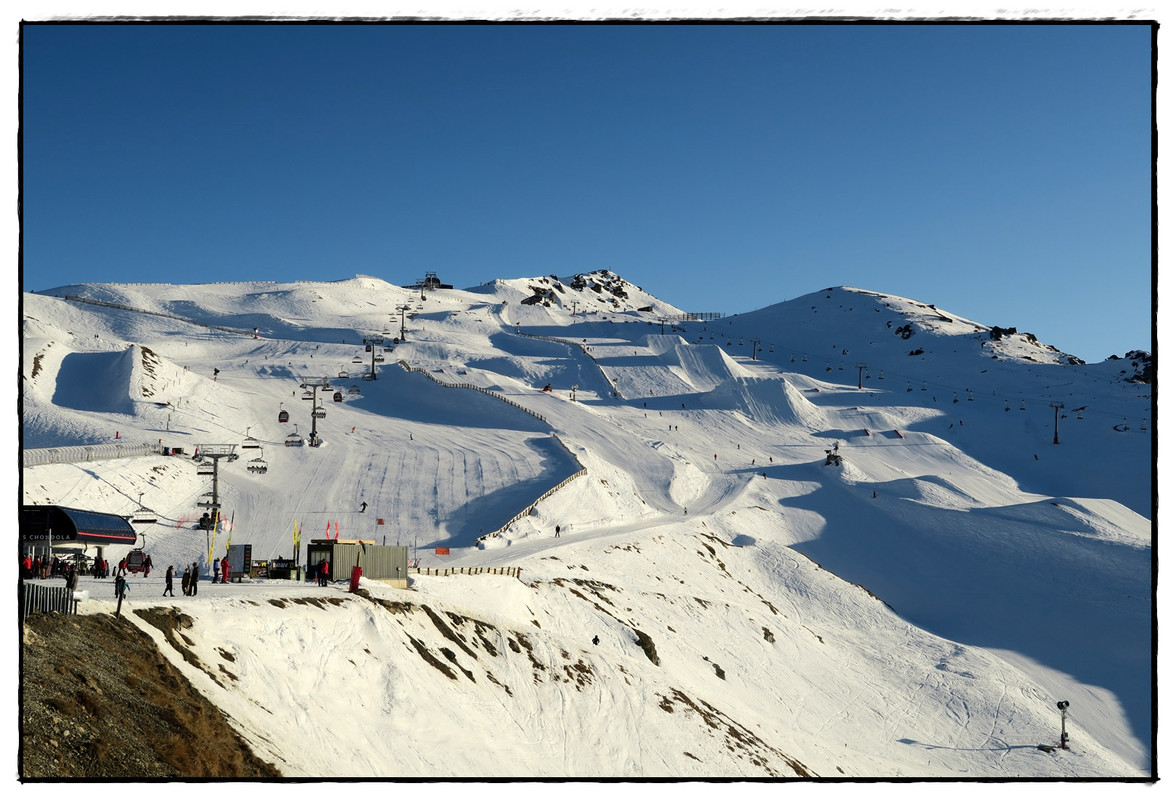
top-left (365, 344), bottom-right (372, 352)
top-left (333, 391), bottom-right (343, 402)
top-left (278, 409), bottom-right (289, 423)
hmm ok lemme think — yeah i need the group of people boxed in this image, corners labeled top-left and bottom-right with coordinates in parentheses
top-left (210, 557), bottom-right (232, 584)
top-left (22, 554), bottom-right (67, 580)
top-left (162, 561), bottom-right (229, 596)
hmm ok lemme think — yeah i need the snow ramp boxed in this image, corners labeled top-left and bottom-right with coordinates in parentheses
top-left (645, 338), bottom-right (754, 393)
top-left (52, 347), bottom-right (139, 414)
top-left (698, 376), bottom-right (828, 429)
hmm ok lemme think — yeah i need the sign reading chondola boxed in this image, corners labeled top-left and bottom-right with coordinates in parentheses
top-left (21, 505), bottom-right (138, 547)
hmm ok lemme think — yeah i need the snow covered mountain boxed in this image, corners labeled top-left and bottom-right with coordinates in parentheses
top-left (20, 272), bottom-right (1153, 779)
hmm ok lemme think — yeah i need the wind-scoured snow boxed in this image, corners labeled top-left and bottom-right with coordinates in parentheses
top-left (21, 273), bottom-right (1153, 779)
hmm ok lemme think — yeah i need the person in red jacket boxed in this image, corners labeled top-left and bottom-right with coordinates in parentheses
top-left (221, 556), bottom-right (230, 584)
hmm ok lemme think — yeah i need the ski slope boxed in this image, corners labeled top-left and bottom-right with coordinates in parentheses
top-left (20, 273), bottom-right (1154, 779)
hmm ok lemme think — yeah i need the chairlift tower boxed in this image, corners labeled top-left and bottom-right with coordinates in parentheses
top-left (1050, 401), bottom-right (1065, 444)
top-left (363, 336), bottom-right (386, 379)
top-left (397, 304), bottom-right (411, 341)
top-left (192, 444), bottom-right (239, 514)
top-left (749, 338), bottom-right (761, 361)
top-left (299, 378), bottom-right (334, 445)
top-left (855, 363), bottom-right (868, 389)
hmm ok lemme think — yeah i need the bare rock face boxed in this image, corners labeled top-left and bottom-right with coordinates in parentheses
top-left (21, 610), bottom-right (281, 779)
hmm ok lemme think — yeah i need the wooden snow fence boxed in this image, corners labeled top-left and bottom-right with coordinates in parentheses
top-left (58, 294), bottom-right (256, 338)
top-left (21, 582), bottom-right (78, 621)
top-left (409, 566), bottom-right (522, 579)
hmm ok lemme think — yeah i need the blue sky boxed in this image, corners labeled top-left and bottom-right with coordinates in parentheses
top-left (20, 21), bottom-right (1154, 363)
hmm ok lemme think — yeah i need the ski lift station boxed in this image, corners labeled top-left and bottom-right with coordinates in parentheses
top-left (21, 505), bottom-right (139, 565)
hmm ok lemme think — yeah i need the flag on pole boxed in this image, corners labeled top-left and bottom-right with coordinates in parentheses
top-left (334, 520), bottom-right (340, 540)
top-left (225, 511), bottom-right (235, 553)
top-left (209, 509), bottom-right (219, 563)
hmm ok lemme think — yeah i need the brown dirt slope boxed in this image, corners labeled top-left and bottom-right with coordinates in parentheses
top-left (21, 610), bottom-right (281, 779)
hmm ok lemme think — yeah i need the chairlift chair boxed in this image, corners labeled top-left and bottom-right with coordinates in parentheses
top-left (197, 460), bottom-right (214, 476)
top-left (313, 405), bottom-right (327, 419)
top-left (242, 427), bottom-right (261, 449)
top-left (130, 506), bottom-right (157, 525)
top-left (348, 387), bottom-right (362, 395)
top-left (247, 457), bottom-right (268, 474)
top-left (338, 369), bottom-right (349, 379)
top-left (352, 356), bottom-right (363, 364)
top-left (284, 424), bottom-right (304, 447)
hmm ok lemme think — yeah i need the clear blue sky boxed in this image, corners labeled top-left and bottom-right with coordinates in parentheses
top-left (20, 21), bottom-right (1154, 363)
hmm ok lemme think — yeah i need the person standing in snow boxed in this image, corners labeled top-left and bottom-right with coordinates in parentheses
top-left (222, 556), bottom-right (230, 584)
top-left (190, 562), bottom-right (199, 596)
top-left (181, 566), bottom-right (191, 595)
top-left (114, 574), bottom-right (129, 617)
top-left (212, 557), bottom-right (220, 583)
top-left (360, 501), bottom-right (367, 513)
top-left (163, 565), bottom-right (175, 596)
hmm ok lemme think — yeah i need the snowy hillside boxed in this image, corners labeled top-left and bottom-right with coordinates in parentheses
top-left (20, 273), bottom-right (1153, 778)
